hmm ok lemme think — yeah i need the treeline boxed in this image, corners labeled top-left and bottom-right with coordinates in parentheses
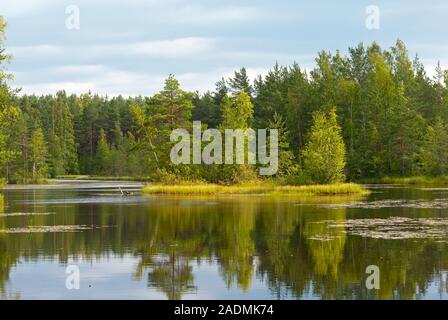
top-left (1, 29), bottom-right (448, 183)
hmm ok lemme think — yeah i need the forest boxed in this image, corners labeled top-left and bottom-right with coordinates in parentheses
top-left (1, 17), bottom-right (448, 184)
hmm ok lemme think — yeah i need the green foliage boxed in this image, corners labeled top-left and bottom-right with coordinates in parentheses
top-left (95, 129), bottom-right (111, 175)
top-left (1, 18), bottom-right (448, 185)
top-left (419, 117), bottom-right (448, 175)
top-left (131, 74), bottom-right (196, 180)
top-left (221, 91), bottom-right (253, 129)
top-left (227, 67), bottom-right (252, 96)
top-left (30, 127), bottom-right (48, 182)
top-left (301, 108), bottom-right (346, 184)
top-left (218, 91), bottom-right (257, 183)
top-left (268, 113), bottom-right (296, 178)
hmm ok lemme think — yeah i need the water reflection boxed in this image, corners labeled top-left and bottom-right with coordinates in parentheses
top-left (0, 185), bottom-right (448, 299)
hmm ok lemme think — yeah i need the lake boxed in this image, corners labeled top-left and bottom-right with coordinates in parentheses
top-left (1, 181), bottom-right (448, 300)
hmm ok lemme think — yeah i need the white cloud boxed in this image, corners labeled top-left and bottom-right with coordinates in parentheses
top-left (175, 5), bottom-right (262, 24)
top-left (18, 81), bottom-right (97, 95)
top-left (129, 37), bottom-right (215, 57)
top-left (51, 64), bottom-right (106, 74)
top-left (7, 44), bottom-right (64, 57)
top-left (0, 0), bottom-right (59, 18)
top-left (12, 66), bottom-right (166, 96)
top-left (6, 37), bottom-right (216, 61)
top-left (12, 65), bottom-right (272, 97)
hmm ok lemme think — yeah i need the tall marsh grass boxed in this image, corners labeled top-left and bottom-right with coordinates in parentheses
top-left (0, 194), bottom-right (4, 212)
top-left (143, 182), bottom-right (368, 196)
top-left (361, 176), bottom-right (448, 185)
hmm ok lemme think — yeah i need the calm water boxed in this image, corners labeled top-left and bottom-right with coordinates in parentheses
top-left (1, 181), bottom-right (448, 300)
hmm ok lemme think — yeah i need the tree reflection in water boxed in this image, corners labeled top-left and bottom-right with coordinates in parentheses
top-left (1, 189), bottom-right (448, 299)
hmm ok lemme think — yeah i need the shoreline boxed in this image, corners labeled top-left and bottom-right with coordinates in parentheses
top-left (358, 176), bottom-right (448, 185)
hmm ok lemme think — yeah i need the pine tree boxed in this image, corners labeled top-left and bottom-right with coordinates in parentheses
top-left (228, 68), bottom-right (252, 96)
top-left (149, 74), bottom-right (194, 132)
top-left (131, 75), bottom-right (195, 178)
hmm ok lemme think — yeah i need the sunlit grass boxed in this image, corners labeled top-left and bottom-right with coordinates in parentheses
top-left (0, 194), bottom-right (4, 212)
top-left (56, 175), bottom-right (151, 181)
top-left (361, 176), bottom-right (448, 185)
top-left (143, 182), bottom-right (368, 196)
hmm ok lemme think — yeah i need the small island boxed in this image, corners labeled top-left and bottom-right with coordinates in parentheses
top-left (143, 182), bottom-right (368, 196)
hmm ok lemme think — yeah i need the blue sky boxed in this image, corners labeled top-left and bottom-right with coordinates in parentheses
top-left (1, 0), bottom-right (448, 96)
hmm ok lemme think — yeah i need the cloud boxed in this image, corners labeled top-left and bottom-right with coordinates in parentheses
top-left (11, 65), bottom-right (272, 97)
top-left (7, 44), bottom-right (64, 57)
top-left (0, 0), bottom-right (59, 18)
top-left (7, 37), bottom-right (216, 59)
top-left (174, 5), bottom-right (262, 24)
top-left (129, 37), bottom-right (215, 57)
top-left (51, 64), bottom-right (106, 74)
top-left (12, 66), bottom-right (168, 96)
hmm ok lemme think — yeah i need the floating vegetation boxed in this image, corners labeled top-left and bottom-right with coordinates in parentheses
top-left (316, 217), bottom-right (448, 240)
top-left (0, 212), bottom-right (56, 217)
top-left (308, 235), bottom-right (341, 241)
top-left (320, 199), bottom-right (448, 209)
top-left (0, 225), bottom-right (95, 233)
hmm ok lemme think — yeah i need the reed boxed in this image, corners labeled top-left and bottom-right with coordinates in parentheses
top-left (143, 182), bottom-right (368, 196)
top-left (360, 176), bottom-right (448, 185)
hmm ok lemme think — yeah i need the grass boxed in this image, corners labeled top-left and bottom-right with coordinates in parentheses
top-left (56, 175), bottom-right (151, 182)
top-left (143, 182), bottom-right (368, 196)
top-left (360, 175), bottom-right (448, 185)
top-left (0, 194), bottom-right (4, 212)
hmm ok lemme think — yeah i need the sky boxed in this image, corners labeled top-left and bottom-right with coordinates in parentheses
top-left (1, 0), bottom-right (448, 96)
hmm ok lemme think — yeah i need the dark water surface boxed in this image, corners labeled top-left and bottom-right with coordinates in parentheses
top-left (1, 181), bottom-right (448, 300)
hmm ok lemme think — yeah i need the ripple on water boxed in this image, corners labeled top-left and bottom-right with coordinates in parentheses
top-left (179, 201), bottom-right (220, 207)
top-left (20, 196), bottom-right (150, 205)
